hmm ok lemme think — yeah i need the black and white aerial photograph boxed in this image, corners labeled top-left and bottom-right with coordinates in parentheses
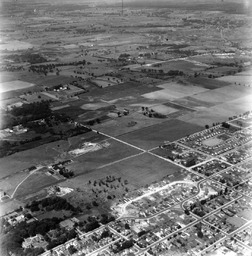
top-left (0, 0), bottom-right (252, 255)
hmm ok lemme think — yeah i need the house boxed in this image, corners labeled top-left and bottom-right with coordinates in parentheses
top-left (59, 219), bottom-right (75, 230)
top-left (22, 234), bottom-right (48, 249)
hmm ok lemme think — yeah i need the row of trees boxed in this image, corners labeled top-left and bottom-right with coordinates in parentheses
top-left (29, 59), bottom-right (87, 75)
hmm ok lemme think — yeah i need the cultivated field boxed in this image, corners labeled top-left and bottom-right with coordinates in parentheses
top-left (118, 119), bottom-right (203, 150)
top-left (217, 75), bottom-right (252, 85)
top-left (157, 82), bottom-right (208, 95)
top-left (185, 77), bottom-right (231, 90)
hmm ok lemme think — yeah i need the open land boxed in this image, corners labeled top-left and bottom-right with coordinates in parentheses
top-left (1, 0), bottom-right (252, 256)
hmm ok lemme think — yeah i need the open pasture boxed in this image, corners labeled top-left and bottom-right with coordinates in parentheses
top-left (32, 75), bottom-right (75, 87)
top-left (13, 170), bottom-right (59, 199)
top-left (0, 138), bottom-right (73, 179)
top-left (186, 77), bottom-right (230, 89)
top-left (96, 111), bottom-right (168, 137)
top-left (91, 79), bottom-right (118, 88)
top-left (151, 104), bottom-right (178, 115)
top-left (0, 200), bottom-right (24, 217)
top-left (172, 96), bottom-right (218, 109)
top-left (0, 171), bottom-right (29, 196)
top-left (142, 81), bottom-right (209, 101)
top-left (19, 92), bottom-right (53, 103)
top-left (157, 82), bottom-right (208, 95)
top-left (79, 82), bottom-right (161, 102)
top-left (0, 71), bottom-right (21, 83)
top-left (0, 132), bottom-right (109, 179)
top-left (151, 59), bottom-right (207, 73)
top-left (190, 85), bottom-right (249, 104)
top-left (81, 102), bottom-right (113, 111)
top-left (0, 80), bottom-right (35, 93)
top-left (64, 153), bottom-right (181, 189)
top-left (217, 74), bottom-right (252, 86)
top-left (189, 54), bottom-right (246, 66)
top-left (178, 103), bottom-right (241, 127)
top-left (142, 89), bottom-right (185, 101)
top-left (68, 137), bottom-right (141, 175)
top-left (0, 40), bottom-right (33, 51)
top-left (118, 119), bottom-right (203, 150)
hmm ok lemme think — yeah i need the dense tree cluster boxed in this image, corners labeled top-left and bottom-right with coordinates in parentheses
top-left (112, 239), bottom-right (134, 254)
top-left (10, 101), bottom-right (51, 121)
top-left (7, 53), bottom-right (47, 64)
top-left (26, 197), bottom-right (80, 213)
top-left (29, 60), bottom-right (86, 76)
top-left (45, 229), bottom-right (77, 251)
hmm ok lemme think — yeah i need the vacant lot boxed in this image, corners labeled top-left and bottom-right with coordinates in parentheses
top-left (118, 119), bottom-right (203, 150)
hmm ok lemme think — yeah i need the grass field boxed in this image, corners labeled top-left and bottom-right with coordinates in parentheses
top-left (118, 119), bottom-right (203, 150)
top-left (178, 103), bottom-right (240, 127)
top-left (0, 133), bottom-right (103, 179)
top-left (63, 152), bottom-right (181, 188)
top-left (217, 75), bottom-right (252, 85)
top-left (151, 59), bottom-right (206, 73)
top-left (96, 111), bottom-right (168, 137)
top-left (0, 200), bottom-right (24, 217)
top-left (172, 96), bottom-right (216, 109)
top-left (186, 77), bottom-right (230, 89)
top-left (14, 170), bottom-right (59, 199)
top-left (0, 171), bottom-right (29, 196)
top-left (81, 102), bottom-right (112, 111)
top-left (151, 105), bottom-right (177, 115)
top-left (68, 138), bottom-right (141, 175)
top-left (157, 82), bottom-right (208, 95)
top-left (190, 89), bottom-right (237, 104)
top-left (0, 80), bottom-right (35, 93)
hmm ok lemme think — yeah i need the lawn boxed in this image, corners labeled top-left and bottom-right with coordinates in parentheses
top-left (118, 119), bottom-right (203, 150)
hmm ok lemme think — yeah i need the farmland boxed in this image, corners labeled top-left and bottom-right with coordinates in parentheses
top-left (0, 81), bottom-right (35, 93)
top-left (1, 0), bottom-right (252, 255)
top-left (62, 152), bottom-right (181, 189)
top-left (118, 119), bottom-right (203, 150)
